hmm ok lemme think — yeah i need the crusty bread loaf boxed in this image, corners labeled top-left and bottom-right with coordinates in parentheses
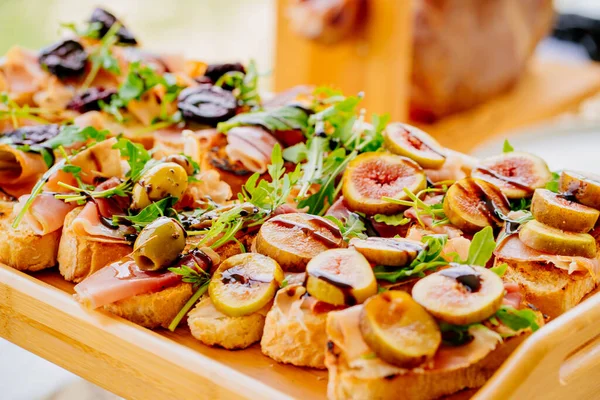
top-left (188, 296), bottom-right (269, 350)
top-left (260, 285), bottom-right (328, 369)
top-left (58, 207), bottom-right (131, 282)
top-left (103, 283), bottom-right (193, 329)
top-left (326, 333), bottom-right (527, 400)
top-left (500, 258), bottom-right (595, 319)
top-left (0, 201), bottom-right (61, 271)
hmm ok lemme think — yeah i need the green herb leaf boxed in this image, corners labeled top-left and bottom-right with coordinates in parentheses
top-left (545, 171), bottom-right (561, 193)
top-left (490, 263), bottom-right (508, 277)
top-left (217, 105), bottom-right (310, 133)
top-left (495, 305), bottom-right (540, 333)
top-left (509, 197), bottom-right (532, 212)
top-left (60, 21), bottom-right (102, 39)
top-left (325, 213), bottom-right (367, 242)
top-left (373, 213), bottom-right (410, 226)
top-left (167, 280), bottom-right (209, 331)
top-left (44, 125), bottom-right (108, 150)
top-left (112, 137), bottom-right (152, 181)
top-left (215, 60), bottom-right (261, 107)
top-left (502, 139), bottom-right (514, 153)
top-left (113, 197), bottom-right (177, 230)
top-left (81, 22), bottom-right (122, 90)
top-left (439, 322), bottom-right (475, 346)
top-left (282, 142), bottom-right (308, 163)
top-left (464, 226), bottom-right (495, 266)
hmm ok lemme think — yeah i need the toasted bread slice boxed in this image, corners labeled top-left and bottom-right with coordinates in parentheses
top-left (58, 207), bottom-right (132, 283)
top-left (103, 283), bottom-right (193, 329)
top-left (188, 296), bottom-right (269, 350)
top-left (325, 306), bottom-right (531, 400)
top-left (500, 258), bottom-right (595, 319)
top-left (260, 285), bottom-right (329, 369)
top-left (0, 201), bottom-right (61, 271)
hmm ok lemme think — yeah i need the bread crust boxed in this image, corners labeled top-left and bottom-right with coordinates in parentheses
top-left (188, 296), bottom-right (268, 350)
top-left (57, 207), bottom-right (132, 282)
top-left (499, 257), bottom-right (596, 319)
top-left (103, 283), bottom-right (193, 329)
top-left (0, 201), bottom-right (61, 271)
top-left (326, 332), bottom-right (528, 400)
top-left (260, 286), bottom-right (328, 369)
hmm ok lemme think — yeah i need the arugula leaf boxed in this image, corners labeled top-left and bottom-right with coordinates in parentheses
top-left (217, 105), bottom-right (310, 133)
top-left (112, 137), bottom-right (152, 181)
top-left (503, 139), bottom-right (514, 153)
top-left (215, 60), bottom-right (261, 107)
top-left (325, 213), bottom-right (367, 241)
top-left (490, 263), bottom-right (508, 277)
top-left (383, 187), bottom-right (448, 227)
top-left (464, 226), bottom-right (495, 266)
top-left (509, 197), bottom-right (532, 212)
top-left (167, 267), bottom-right (211, 331)
top-left (373, 213), bottom-right (410, 226)
top-left (113, 197), bottom-right (177, 230)
top-left (439, 322), bottom-right (475, 346)
top-left (82, 22), bottom-right (122, 90)
top-left (60, 21), bottom-right (102, 39)
top-left (0, 92), bottom-right (51, 128)
top-left (495, 305), bottom-right (540, 332)
top-left (545, 171), bottom-right (561, 193)
top-left (44, 125), bottom-right (108, 150)
top-left (282, 142), bottom-right (308, 163)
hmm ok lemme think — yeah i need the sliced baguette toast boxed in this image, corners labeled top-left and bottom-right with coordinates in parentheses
top-left (58, 207), bottom-right (132, 283)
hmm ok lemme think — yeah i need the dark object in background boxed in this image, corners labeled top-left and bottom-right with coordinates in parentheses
top-left (203, 63), bottom-right (246, 84)
top-left (67, 87), bottom-right (117, 113)
top-left (90, 7), bottom-right (138, 45)
top-left (38, 39), bottom-right (87, 79)
top-left (3, 125), bottom-right (61, 146)
top-left (177, 84), bottom-right (237, 126)
top-left (553, 14), bottom-right (600, 61)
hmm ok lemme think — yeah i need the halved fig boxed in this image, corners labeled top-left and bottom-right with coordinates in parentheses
top-left (305, 248), bottom-right (377, 306)
top-left (412, 264), bottom-right (505, 325)
top-left (471, 152), bottom-right (552, 199)
top-left (519, 220), bottom-right (596, 258)
top-left (208, 253), bottom-right (284, 317)
top-left (255, 213), bottom-right (346, 272)
top-left (349, 237), bottom-right (424, 267)
top-left (559, 171), bottom-right (600, 210)
top-left (443, 178), bottom-right (510, 232)
top-left (359, 291), bottom-right (441, 367)
top-left (531, 188), bottom-right (599, 233)
top-left (342, 152), bottom-right (427, 215)
top-left (383, 123), bottom-right (446, 169)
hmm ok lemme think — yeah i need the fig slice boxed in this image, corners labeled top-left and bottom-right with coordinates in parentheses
top-left (519, 220), bottom-right (597, 258)
top-left (255, 213), bottom-right (346, 272)
top-left (471, 152), bottom-right (552, 199)
top-left (383, 123), bottom-right (446, 169)
top-left (359, 291), bottom-right (441, 368)
top-left (531, 188), bottom-right (599, 233)
top-left (208, 253), bottom-right (284, 317)
top-left (443, 178), bottom-right (511, 232)
top-left (559, 170), bottom-right (600, 210)
top-left (412, 264), bottom-right (505, 325)
top-left (305, 248), bottom-right (377, 306)
top-left (342, 152), bottom-right (427, 215)
top-left (349, 237), bottom-right (424, 267)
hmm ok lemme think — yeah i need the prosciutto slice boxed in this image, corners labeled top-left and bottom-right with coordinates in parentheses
top-left (0, 143), bottom-right (47, 187)
top-left (74, 259), bottom-right (181, 309)
top-left (225, 126), bottom-right (279, 173)
top-left (14, 193), bottom-right (76, 235)
top-left (495, 235), bottom-right (600, 280)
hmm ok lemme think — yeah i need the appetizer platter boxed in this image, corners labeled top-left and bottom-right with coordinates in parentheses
top-left (1, 9), bottom-right (600, 400)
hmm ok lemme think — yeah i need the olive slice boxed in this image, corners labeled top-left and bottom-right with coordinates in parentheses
top-left (255, 213), bottom-right (345, 272)
top-left (383, 123), bottom-right (446, 169)
top-left (519, 220), bottom-right (596, 258)
top-left (305, 248), bottom-right (377, 306)
top-left (132, 217), bottom-right (186, 271)
top-left (359, 291), bottom-right (441, 368)
top-left (131, 162), bottom-right (189, 210)
top-left (559, 170), bottom-right (600, 210)
top-left (471, 152), bottom-right (552, 199)
top-left (412, 265), bottom-right (505, 325)
top-left (208, 253), bottom-right (284, 317)
top-left (531, 189), bottom-right (599, 233)
top-left (443, 178), bottom-right (510, 232)
top-left (349, 237), bottom-right (424, 267)
top-left (342, 152), bottom-right (427, 215)
top-left (177, 84), bottom-right (237, 126)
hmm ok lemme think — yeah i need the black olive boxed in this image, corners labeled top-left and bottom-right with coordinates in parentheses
top-left (67, 87), bottom-right (117, 113)
top-left (4, 124), bottom-right (62, 146)
top-left (38, 40), bottom-right (87, 79)
top-left (90, 7), bottom-right (137, 45)
top-left (203, 62), bottom-right (245, 84)
top-left (177, 84), bottom-right (237, 126)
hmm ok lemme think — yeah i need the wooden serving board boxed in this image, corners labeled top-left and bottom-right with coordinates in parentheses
top-left (2, 263), bottom-right (600, 399)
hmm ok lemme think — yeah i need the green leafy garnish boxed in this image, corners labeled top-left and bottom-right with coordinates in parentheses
top-left (509, 197), bottom-right (532, 212)
top-left (545, 171), bottom-right (561, 193)
top-left (502, 139), bottom-right (514, 153)
top-left (382, 187), bottom-right (448, 228)
top-left (113, 197), bottom-right (178, 230)
top-left (217, 105), bottom-right (309, 133)
top-left (495, 305), bottom-right (540, 333)
top-left (81, 22), bottom-right (122, 90)
top-left (0, 93), bottom-right (51, 128)
top-left (60, 21), bottom-right (102, 39)
top-left (167, 265), bottom-right (211, 331)
top-left (373, 213), bottom-right (410, 226)
top-left (215, 60), bottom-right (261, 107)
top-left (112, 137), bottom-right (152, 181)
top-left (464, 226), bottom-right (495, 266)
top-left (490, 263), bottom-right (508, 277)
top-left (439, 322), bottom-right (477, 346)
top-left (325, 213), bottom-right (367, 242)
top-left (374, 234), bottom-right (448, 282)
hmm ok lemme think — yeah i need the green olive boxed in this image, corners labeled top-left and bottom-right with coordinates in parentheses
top-left (163, 154), bottom-right (195, 175)
top-left (133, 217), bottom-right (186, 271)
top-left (131, 162), bottom-right (189, 210)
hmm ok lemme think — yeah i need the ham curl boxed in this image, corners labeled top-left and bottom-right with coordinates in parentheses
top-left (0, 143), bottom-right (47, 196)
top-left (14, 193), bottom-right (76, 235)
top-left (68, 137), bottom-right (123, 184)
top-left (225, 126), bottom-right (279, 173)
top-left (74, 259), bottom-right (181, 309)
